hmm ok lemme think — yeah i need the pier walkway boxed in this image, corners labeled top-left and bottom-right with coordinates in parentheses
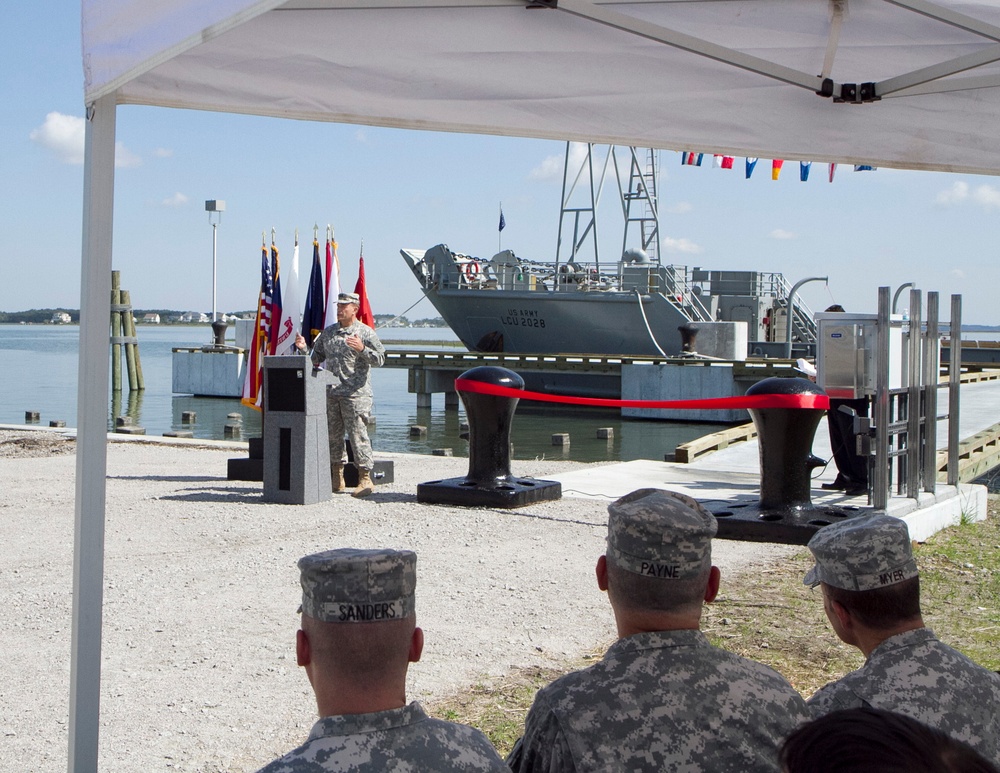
top-left (546, 377), bottom-right (1000, 542)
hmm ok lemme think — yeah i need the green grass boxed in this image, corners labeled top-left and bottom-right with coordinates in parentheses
top-left (426, 495), bottom-right (1000, 754)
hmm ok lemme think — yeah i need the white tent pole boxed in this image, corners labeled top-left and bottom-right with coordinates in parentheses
top-left (69, 91), bottom-right (117, 773)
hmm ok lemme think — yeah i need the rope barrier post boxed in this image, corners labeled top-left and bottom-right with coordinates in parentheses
top-left (416, 366), bottom-right (561, 508)
top-left (746, 376), bottom-right (827, 511)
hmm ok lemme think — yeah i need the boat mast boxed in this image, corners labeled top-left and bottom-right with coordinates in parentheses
top-left (555, 142), bottom-right (614, 278)
top-left (618, 147), bottom-right (660, 265)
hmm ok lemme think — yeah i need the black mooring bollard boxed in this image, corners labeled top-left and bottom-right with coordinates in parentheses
top-left (746, 376), bottom-right (827, 511)
top-left (211, 318), bottom-right (228, 347)
top-left (417, 366), bottom-right (561, 508)
top-left (704, 376), bottom-right (865, 546)
top-left (678, 323), bottom-right (699, 354)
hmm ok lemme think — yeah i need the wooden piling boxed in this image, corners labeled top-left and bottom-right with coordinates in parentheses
top-left (121, 289), bottom-right (144, 391)
top-left (111, 271), bottom-right (123, 392)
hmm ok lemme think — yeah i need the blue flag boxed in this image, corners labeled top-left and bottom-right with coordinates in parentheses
top-left (268, 244), bottom-right (282, 355)
top-left (499, 210), bottom-right (506, 232)
top-left (745, 157), bottom-right (758, 179)
top-left (800, 161), bottom-right (812, 181)
top-left (302, 239), bottom-right (325, 346)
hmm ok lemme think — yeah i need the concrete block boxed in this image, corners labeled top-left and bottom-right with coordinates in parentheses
top-left (25, 411), bottom-right (40, 423)
top-left (181, 411), bottom-right (197, 424)
top-left (410, 425), bottom-right (428, 437)
top-left (596, 427), bottom-right (614, 439)
top-left (622, 362), bottom-right (747, 422)
top-left (432, 448), bottom-right (453, 456)
top-left (223, 423), bottom-right (242, 438)
top-left (49, 420), bottom-right (66, 428)
top-left (115, 426), bottom-right (146, 435)
top-left (163, 430), bottom-right (194, 438)
top-left (115, 416), bottom-right (133, 427)
top-left (552, 433), bottom-right (570, 446)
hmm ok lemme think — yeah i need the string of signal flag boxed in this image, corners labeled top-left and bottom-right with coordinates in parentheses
top-left (680, 152), bottom-right (875, 182)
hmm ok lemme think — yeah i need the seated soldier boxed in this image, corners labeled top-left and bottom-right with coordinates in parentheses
top-left (507, 488), bottom-right (810, 773)
top-left (256, 548), bottom-right (508, 772)
top-left (804, 514), bottom-right (1000, 765)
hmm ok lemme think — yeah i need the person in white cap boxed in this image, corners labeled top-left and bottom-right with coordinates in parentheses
top-left (804, 514), bottom-right (1000, 765)
top-left (508, 488), bottom-right (810, 773)
top-left (255, 548), bottom-right (508, 772)
top-left (295, 292), bottom-right (384, 497)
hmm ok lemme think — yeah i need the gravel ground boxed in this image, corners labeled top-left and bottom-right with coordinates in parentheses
top-left (0, 429), bottom-right (795, 772)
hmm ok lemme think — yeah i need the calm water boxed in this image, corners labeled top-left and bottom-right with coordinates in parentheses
top-left (0, 324), bottom-right (733, 463)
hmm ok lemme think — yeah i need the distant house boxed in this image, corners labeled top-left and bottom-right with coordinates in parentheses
top-left (180, 312), bottom-right (210, 323)
top-left (142, 313), bottom-right (161, 324)
top-left (50, 311), bottom-right (72, 324)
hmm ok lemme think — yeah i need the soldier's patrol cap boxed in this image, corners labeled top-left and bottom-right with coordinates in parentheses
top-left (337, 292), bottom-right (360, 305)
top-left (803, 514), bottom-right (918, 592)
top-left (606, 488), bottom-right (717, 580)
top-left (298, 548), bottom-right (416, 623)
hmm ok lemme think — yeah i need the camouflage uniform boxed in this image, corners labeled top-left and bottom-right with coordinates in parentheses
top-left (808, 628), bottom-right (1000, 764)
top-left (310, 320), bottom-right (384, 470)
top-left (803, 514), bottom-right (1000, 765)
top-left (257, 701), bottom-right (509, 772)
top-left (258, 549), bottom-right (508, 772)
top-left (508, 489), bottom-right (810, 773)
top-left (508, 628), bottom-right (810, 773)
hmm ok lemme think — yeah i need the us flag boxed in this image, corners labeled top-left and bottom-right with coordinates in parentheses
top-left (241, 242), bottom-right (276, 409)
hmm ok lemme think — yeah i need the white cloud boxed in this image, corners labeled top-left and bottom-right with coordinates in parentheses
top-left (29, 111), bottom-right (141, 168)
top-left (354, 128), bottom-right (369, 143)
top-left (770, 228), bottom-right (796, 240)
top-left (529, 142), bottom-right (590, 182)
top-left (972, 184), bottom-right (1000, 211)
top-left (115, 142), bottom-right (142, 169)
top-left (665, 201), bottom-right (693, 215)
top-left (951, 268), bottom-right (966, 280)
top-left (935, 181), bottom-right (969, 205)
top-left (662, 236), bottom-right (704, 254)
top-left (153, 147), bottom-right (174, 158)
top-left (30, 112), bottom-right (85, 164)
top-left (161, 192), bottom-right (189, 208)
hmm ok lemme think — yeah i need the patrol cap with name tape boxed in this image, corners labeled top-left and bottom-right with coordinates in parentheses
top-left (803, 514), bottom-right (918, 592)
top-left (606, 488), bottom-right (717, 580)
top-left (298, 548), bottom-right (417, 623)
top-left (337, 292), bottom-right (360, 305)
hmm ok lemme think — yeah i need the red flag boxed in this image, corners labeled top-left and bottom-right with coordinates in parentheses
top-left (353, 254), bottom-right (375, 329)
top-left (828, 163), bottom-right (837, 183)
top-left (771, 159), bottom-right (784, 180)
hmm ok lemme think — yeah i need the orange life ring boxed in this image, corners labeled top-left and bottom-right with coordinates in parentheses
top-left (463, 261), bottom-right (480, 281)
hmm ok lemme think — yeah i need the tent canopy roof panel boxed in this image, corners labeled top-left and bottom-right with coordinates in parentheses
top-left (83, 1), bottom-right (1000, 169)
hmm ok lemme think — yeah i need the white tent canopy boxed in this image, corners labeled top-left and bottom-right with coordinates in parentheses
top-left (74, 0), bottom-right (1000, 769)
top-left (85, 0), bottom-right (1000, 174)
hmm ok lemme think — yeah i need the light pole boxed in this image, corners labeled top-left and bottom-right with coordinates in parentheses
top-left (205, 199), bottom-right (225, 322)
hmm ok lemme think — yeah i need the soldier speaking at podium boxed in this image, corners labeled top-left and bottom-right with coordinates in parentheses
top-left (295, 292), bottom-right (385, 497)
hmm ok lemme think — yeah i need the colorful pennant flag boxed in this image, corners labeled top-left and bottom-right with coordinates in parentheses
top-left (354, 253), bottom-right (375, 329)
top-left (746, 157), bottom-right (758, 179)
top-left (273, 238), bottom-right (301, 356)
top-left (800, 162), bottom-right (812, 182)
top-left (854, 164), bottom-right (877, 172)
top-left (682, 152), bottom-right (704, 166)
top-left (713, 155), bottom-right (734, 169)
top-left (771, 159), bottom-right (784, 180)
top-left (829, 163), bottom-right (837, 183)
top-left (303, 238), bottom-right (325, 346)
top-left (499, 208), bottom-right (506, 232)
top-left (241, 242), bottom-right (275, 410)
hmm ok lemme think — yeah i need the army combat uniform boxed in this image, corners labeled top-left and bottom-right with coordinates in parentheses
top-left (258, 701), bottom-right (509, 772)
top-left (808, 627), bottom-right (1000, 765)
top-left (803, 513), bottom-right (1000, 767)
top-left (508, 489), bottom-right (810, 773)
top-left (310, 319), bottom-right (384, 471)
top-left (257, 548), bottom-right (509, 772)
top-left (508, 628), bottom-right (810, 773)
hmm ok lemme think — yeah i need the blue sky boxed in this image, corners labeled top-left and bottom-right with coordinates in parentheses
top-left (4, 3), bottom-right (1000, 325)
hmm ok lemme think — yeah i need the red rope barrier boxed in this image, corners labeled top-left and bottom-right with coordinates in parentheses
top-left (454, 378), bottom-right (829, 411)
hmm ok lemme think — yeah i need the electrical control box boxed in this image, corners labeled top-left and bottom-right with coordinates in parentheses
top-left (816, 313), bottom-right (903, 398)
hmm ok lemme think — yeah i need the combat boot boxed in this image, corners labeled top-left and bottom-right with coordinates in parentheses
top-left (352, 468), bottom-right (374, 498)
top-left (331, 463), bottom-right (346, 493)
